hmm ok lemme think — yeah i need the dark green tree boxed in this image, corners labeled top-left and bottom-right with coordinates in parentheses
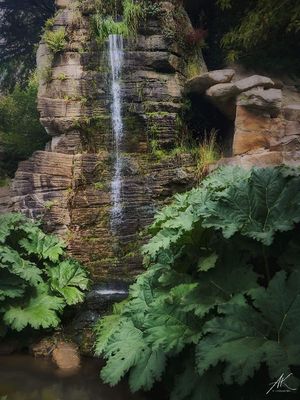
top-left (0, 0), bottom-right (55, 91)
top-left (203, 0), bottom-right (300, 74)
top-left (0, 77), bottom-right (48, 179)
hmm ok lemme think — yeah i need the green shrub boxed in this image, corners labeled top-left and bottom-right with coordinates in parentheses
top-left (43, 28), bottom-right (67, 53)
top-left (196, 129), bottom-right (220, 178)
top-left (0, 77), bottom-right (47, 179)
top-left (0, 213), bottom-right (89, 337)
top-left (95, 166), bottom-right (300, 398)
top-left (123, 0), bottom-right (144, 37)
top-left (91, 14), bottom-right (128, 44)
top-left (203, 0), bottom-right (300, 74)
top-left (217, 0), bottom-right (300, 61)
top-left (91, 0), bottom-right (145, 43)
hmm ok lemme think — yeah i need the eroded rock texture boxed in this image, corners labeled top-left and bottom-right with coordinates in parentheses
top-left (185, 69), bottom-right (300, 168)
top-left (2, 0), bottom-right (299, 288)
top-left (7, 0), bottom-right (201, 282)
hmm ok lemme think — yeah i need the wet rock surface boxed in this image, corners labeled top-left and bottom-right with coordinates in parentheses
top-left (2, 0), bottom-right (199, 284)
top-left (85, 283), bottom-right (129, 311)
top-left (52, 342), bottom-right (81, 371)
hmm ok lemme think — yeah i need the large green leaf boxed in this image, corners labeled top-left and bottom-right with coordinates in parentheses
top-left (0, 271), bottom-right (25, 301)
top-left (47, 260), bottom-right (89, 305)
top-left (171, 361), bottom-right (221, 400)
top-left (101, 320), bottom-right (147, 386)
top-left (181, 250), bottom-right (258, 318)
top-left (0, 245), bottom-right (43, 286)
top-left (94, 302), bottom-right (126, 356)
top-left (250, 270), bottom-right (300, 350)
top-left (0, 212), bottom-right (27, 243)
top-left (4, 284), bottom-right (65, 331)
top-left (196, 270), bottom-right (300, 385)
top-left (129, 348), bottom-right (166, 392)
top-left (20, 230), bottom-right (66, 262)
top-left (144, 299), bottom-right (201, 354)
top-left (202, 167), bottom-right (300, 245)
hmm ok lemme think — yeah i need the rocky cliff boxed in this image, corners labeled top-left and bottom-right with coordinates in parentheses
top-left (1, 0), bottom-right (300, 288)
top-left (6, 0), bottom-right (202, 283)
top-left (185, 69), bottom-right (300, 168)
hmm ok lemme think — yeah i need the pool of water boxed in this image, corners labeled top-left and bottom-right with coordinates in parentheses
top-left (0, 355), bottom-right (146, 400)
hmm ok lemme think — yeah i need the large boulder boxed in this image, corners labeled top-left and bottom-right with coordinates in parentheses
top-left (52, 342), bottom-right (81, 371)
top-left (232, 106), bottom-right (284, 155)
top-left (237, 88), bottom-right (282, 117)
top-left (184, 69), bottom-right (235, 94)
top-left (206, 75), bottom-right (275, 100)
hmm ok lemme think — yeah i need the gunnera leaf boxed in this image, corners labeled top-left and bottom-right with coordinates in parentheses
top-left (196, 270), bottom-right (300, 386)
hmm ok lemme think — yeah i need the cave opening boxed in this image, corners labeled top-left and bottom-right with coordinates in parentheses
top-left (183, 93), bottom-right (234, 158)
top-left (183, 0), bottom-right (206, 29)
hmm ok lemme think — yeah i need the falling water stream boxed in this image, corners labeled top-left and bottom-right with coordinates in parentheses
top-left (0, 35), bottom-right (131, 400)
top-left (109, 34), bottom-right (124, 232)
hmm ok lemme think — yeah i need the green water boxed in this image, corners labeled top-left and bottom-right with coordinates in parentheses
top-left (0, 355), bottom-right (145, 400)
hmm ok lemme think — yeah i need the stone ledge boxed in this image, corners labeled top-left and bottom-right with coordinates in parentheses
top-left (206, 75), bottom-right (275, 100)
top-left (184, 69), bottom-right (235, 95)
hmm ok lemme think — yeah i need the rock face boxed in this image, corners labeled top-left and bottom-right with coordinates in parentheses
top-left (237, 88), bottom-right (282, 117)
top-left (184, 69), bottom-right (235, 94)
top-left (1, 0), bottom-right (300, 291)
top-left (4, 0), bottom-right (201, 283)
top-left (31, 337), bottom-right (81, 371)
top-left (184, 68), bottom-right (300, 168)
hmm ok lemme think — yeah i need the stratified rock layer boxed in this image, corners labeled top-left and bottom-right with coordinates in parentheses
top-left (7, 0), bottom-right (201, 282)
top-left (2, 0), bottom-right (299, 286)
top-left (184, 69), bottom-right (300, 168)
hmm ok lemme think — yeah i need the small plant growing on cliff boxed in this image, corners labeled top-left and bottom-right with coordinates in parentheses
top-left (91, 0), bottom-right (144, 43)
top-left (0, 213), bottom-right (89, 337)
top-left (44, 28), bottom-right (67, 53)
top-left (196, 129), bottom-right (221, 178)
top-left (95, 166), bottom-right (300, 398)
top-left (144, 1), bottom-right (162, 18)
top-left (44, 17), bottom-right (55, 31)
top-left (123, 0), bottom-right (144, 37)
top-left (91, 14), bottom-right (128, 44)
top-left (57, 72), bottom-right (67, 81)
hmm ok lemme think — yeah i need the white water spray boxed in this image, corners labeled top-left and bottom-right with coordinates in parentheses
top-left (109, 34), bottom-right (124, 230)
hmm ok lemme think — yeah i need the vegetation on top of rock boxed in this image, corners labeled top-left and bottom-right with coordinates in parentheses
top-left (0, 213), bottom-right (89, 337)
top-left (91, 0), bottom-right (144, 43)
top-left (95, 165), bottom-right (300, 399)
top-left (91, 15), bottom-right (129, 43)
top-left (0, 76), bottom-right (48, 180)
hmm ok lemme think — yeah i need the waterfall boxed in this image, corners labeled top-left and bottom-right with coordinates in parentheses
top-left (109, 34), bottom-right (124, 231)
